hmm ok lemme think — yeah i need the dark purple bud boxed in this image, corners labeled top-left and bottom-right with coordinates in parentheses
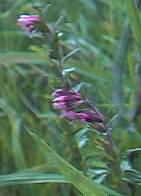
top-left (77, 110), bottom-right (104, 123)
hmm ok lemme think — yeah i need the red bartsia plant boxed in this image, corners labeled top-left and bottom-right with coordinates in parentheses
top-left (52, 88), bottom-right (104, 130)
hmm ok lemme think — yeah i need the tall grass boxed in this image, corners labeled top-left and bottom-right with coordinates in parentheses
top-left (0, 0), bottom-right (141, 195)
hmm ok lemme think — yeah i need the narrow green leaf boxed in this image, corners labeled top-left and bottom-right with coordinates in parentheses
top-left (28, 131), bottom-right (121, 196)
top-left (0, 52), bottom-right (48, 64)
top-left (126, 0), bottom-right (141, 53)
top-left (0, 173), bottom-right (68, 187)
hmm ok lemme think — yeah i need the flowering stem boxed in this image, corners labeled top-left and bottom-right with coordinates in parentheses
top-left (82, 97), bottom-right (130, 193)
top-left (103, 129), bottom-right (131, 195)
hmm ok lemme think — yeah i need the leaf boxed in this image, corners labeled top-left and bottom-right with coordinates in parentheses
top-left (62, 67), bottom-right (76, 76)
top-left (123, 169), bottom-right (141, 184)
top-left (0, 52), bottom-right (48, 65)
top-left (0, 173), bottom-right (68, 187)
top-left (62, 48), bottom-right (80, 64)
top-left (66, 59), bottom-right (111, 82)
top-left (72, 82), bottom-right (92, 92)
top-left (126, 148), bottom-right (141, 154)
top-left (79, 0), bottom-right (96, 10)
top-left (28, 131), bottom-right (121, 196)
top-left (126, 0), bottom-right (141, 53)
top-left (0, 99), bottom-right (26, 168)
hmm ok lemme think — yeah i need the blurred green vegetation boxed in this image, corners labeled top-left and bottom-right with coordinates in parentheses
top-left (0, 0), bottom-right (141, 195)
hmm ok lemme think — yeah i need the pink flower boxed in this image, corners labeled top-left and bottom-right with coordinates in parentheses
top-left (51, 89), bottom-right (67, 97)
top-left (53, 102), bottom-right (66, 110)
top-left (52, 89), bottom-right (80, 98)
top-left (54, 95), bottom-right (80, 102)
top-left (52, 88), bottom-right (104, 130)
top-left (62, 110), bottom-right (104, 124)
top-left (62, 111), bottom-right (78, 120)
top-left (52, 89), bottom-right (81, 111)
top-left (77, 110), bottom-right (104, 123)
top-left (17, 15), bottom-right (40, 33)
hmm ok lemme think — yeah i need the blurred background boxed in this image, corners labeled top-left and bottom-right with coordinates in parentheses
top-left (0, 0), bottom-right (141, 195)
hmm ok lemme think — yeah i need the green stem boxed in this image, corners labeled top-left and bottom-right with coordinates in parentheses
top-left (104, 131), bottom-right (131, 195)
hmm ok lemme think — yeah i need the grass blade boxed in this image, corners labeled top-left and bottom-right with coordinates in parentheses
top-left (28, 131), bottom-right (121, 196)
top-left (126, 0), bottom-right (141, 53)
top-left (0, 52), bottom-right (48, 65)
top-left (0, 173), bottom-right (68, 187)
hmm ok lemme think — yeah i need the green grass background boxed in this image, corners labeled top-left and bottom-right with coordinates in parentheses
top-left (0, 0), bottom-right (141, 195)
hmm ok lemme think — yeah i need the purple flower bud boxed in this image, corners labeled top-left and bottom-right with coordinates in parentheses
top-left (51, 89), bottom-right (67, 97)
top-left (17, 15), bottom-right (40, 33)
top-left (76, 113), bottom-right (88, 122)
top-left (54, 95), bottom-right (80, 103)
top-left (53, 96), bottom-right (66, 102)
top-left (52, 89), bottom-right (80, 98)
top-left (52, 88), bottom-right (104, 131)
top-left (53, 102), bottom-right (66, 110)
top-left (52, 89), bottom-right (81, 111)
top-left (62, 111), bottom-right (78, 120)
top-left (77, 110), bottom-right (104, 123)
